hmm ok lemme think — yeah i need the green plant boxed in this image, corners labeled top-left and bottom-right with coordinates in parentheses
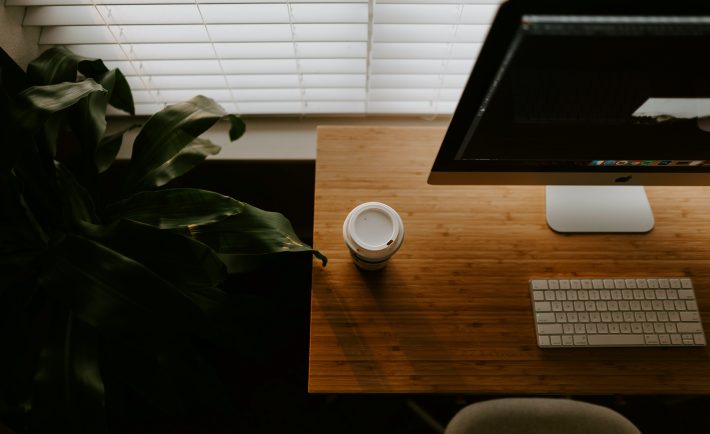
top-left (0, 47), bottom-right (325, 433)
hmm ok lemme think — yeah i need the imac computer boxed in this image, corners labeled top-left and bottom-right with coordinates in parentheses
top-left (428, 0), bottom-right (710, 233)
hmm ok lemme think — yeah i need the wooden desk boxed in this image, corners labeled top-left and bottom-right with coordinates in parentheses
top-left (309, 126), bottom-right (710, 394)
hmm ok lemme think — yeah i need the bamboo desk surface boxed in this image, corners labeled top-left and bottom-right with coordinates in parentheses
top-left (309, 126), bottom-right (710, 394)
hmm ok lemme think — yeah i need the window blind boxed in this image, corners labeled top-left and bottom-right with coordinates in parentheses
top-left (10, 0), bottom-right (502, 115)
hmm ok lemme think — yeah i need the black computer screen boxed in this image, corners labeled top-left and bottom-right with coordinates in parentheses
top-left (442, 4), bottom-right (710, 174)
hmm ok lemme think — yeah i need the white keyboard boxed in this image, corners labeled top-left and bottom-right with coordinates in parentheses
top-left (530, 277), bottom-right (706, 348)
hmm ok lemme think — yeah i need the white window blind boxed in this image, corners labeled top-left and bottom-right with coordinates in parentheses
top-left (10, 0), bottom-right (503, 115)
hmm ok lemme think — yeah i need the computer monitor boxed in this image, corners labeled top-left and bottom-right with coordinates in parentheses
top-left (428, 0), bottom-right (710, 233)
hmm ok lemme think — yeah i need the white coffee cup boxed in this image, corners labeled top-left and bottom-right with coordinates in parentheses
top-left (343, 202), bottom-right (404, 270)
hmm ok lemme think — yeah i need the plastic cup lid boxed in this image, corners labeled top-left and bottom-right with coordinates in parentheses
top-left (343, 202), bottom-right (404, 259)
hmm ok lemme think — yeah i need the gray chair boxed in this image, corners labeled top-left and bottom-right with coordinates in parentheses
top-left (444, 398), bottom-right (641, 434)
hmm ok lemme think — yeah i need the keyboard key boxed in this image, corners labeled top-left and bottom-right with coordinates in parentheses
top-left (559, 280), bottom-right (570, 289)
top-left (535, 302), bottom-right (551, 312)
top-left (677, 323), bottom-right (703, 333)
top-left (530, 280), bottom-right (548, 289)
top-left (681, 278), bottom-right (693, 289)
top-left (678, 290), bottom-right (695, 300)
top-left (537, 313), bottom-right (555, 324)
top-left (574, 335), bottom-right (588, 345)
top-left (588, 334), bottom-right (645, 346)
top-left (538, 324), bottom-right (563, 335)
top-left (645, 334), bottom-right (660, 345)
top-left (681, 312), bottom-right (700, 322)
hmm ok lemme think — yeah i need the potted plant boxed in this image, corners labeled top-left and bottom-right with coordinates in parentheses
top-left (0, 47), bottom-right (325, 433)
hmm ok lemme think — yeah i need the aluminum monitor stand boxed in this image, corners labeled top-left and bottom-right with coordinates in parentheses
top-left (546, 186), bottom-right (654, 233)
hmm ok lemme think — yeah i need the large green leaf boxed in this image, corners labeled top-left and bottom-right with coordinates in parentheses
top-left (27, 48), bottom-right (134, 171)
top-left (30, 311), bottom-right (107, 434)
top-left (95, 123), bottom-right (140, 174)
top-left (39, 234), bottom-right (210, 333)
top-left (129, 138), bottom-right (222, 191)
top-left (124, 95), bottom-right (245, 194)
top-left (78, 219), bottom-right (227, 290)
top-left (27, 47), bottom-right (88, 85)
top-left (105, 188), bottom-right (244, 229)
top-left (18, 80), bottom-right (106, 162)
top-left (188, 203), bottom-right (327, 270)
top-left (27, 47), bottom-right (134, 115)
top-left (19, 80), bottom-right (106, 128)
top-left (69, 80), bottom-right (108, 159)
top-left (70, 69), bottom-right (134, 170)
top-left (97, 67), bottom-right (134, 116)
